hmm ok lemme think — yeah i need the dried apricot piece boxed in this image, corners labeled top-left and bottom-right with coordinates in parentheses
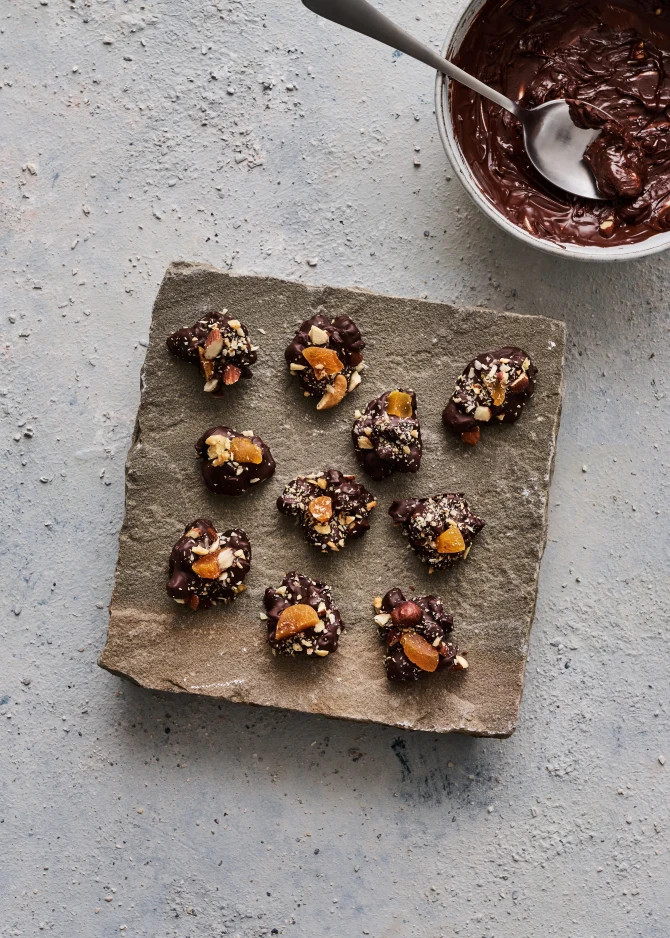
top-left (275, 603), bottom-right (321, 641)
top-left (484, 370), bottom-right (507, 407)
top-left (192, 552), bottom-right (221, 579)
top-left (436, 523), bottom-right (466, 554)
top-left (230, 436), bottom-right (263, 464)
top-left (308, 496), bottom-right (333, 523)
top-left (400, 631), bottom-right (439, 672)
top-left (385, 390), bottom-right (413, 419)
top-left (302, 346), bottom-right (344, 376)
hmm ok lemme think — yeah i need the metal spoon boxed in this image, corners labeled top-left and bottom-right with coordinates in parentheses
top-left (302, 0), bottom-right (607, 200)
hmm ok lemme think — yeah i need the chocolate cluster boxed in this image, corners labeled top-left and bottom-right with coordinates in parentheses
top-left (352, 389), bottom-right (422, 481)
top-left (389, 494), bottom-right (485, 572)
top-left (285, 313), bottom-right (365, 410)
top-left (264, 572), bottom-right (343, 658)
top-left (195, 426), bottom-right (276, 496)
top-left (167, 518), bottom-right (251, 610)
top-left (375, 588), bottom-right (467, 682)
top-left (442, 348), bottom-right (537, 446)
top-left (277, 468), bottom-right (376, 553)
top-left (167, 310), bottom-right (258, 395)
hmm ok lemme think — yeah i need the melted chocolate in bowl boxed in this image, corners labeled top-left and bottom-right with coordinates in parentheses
top-left (450, 0), bottom-right (670, 247)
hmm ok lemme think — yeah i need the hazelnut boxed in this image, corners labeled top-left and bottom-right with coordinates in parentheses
top-left (391, 600), bottom-right (423, 628)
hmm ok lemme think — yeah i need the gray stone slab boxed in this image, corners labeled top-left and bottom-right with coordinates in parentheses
top-left (98, 261), bottom-right (565, 736)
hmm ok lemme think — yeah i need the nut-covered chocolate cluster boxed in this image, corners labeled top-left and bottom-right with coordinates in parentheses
top-left (263, 572), bottom-right (343, 658)
top-left (167, 518), bottom-right (251, 610)
top-left (277, 469), bottom-right (376, 553)
top-left (196, 426), bottom-right (276, 496)
top-left (442, 347), bottom-right (537, 445)
top-left (166, 310), bottom-right (258, 396)
top-left (285, 313), bottom-right (365, 410)
top-left (352, 389), bottom-right (422, 481)
top-left (389, 494), bottom-right (484, 572)
top-left (374, 589), bottom-right (467, 682)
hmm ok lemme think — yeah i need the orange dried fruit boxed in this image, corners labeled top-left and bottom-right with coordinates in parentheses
top-left (302, 346), bottom-right (344, 376)
top-left (308, 496), bottom-right (333, 523)
top-left (436, 523), bottom-right (466, 554)
top-left (275, 603), bottom-right (321, 641)
top-left (484, 370), bottom-right (507, 407)
top-left (230, 436), bottom-right (263, 464)
top-left (400, 631), bottom-right (439, 672)
top-left (385, 390), bottom-right (413, 419)
top-left (191, 552), bottom-right (221, 579)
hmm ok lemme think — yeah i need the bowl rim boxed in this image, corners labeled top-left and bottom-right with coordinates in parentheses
top-left (433, 0), bottom-right (670, 261)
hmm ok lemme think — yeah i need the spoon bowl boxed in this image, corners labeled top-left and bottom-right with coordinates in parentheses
top-left (521, 100), bottom-right (605, 200)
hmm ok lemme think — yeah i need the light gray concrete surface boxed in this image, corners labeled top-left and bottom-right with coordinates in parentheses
top-left (1, 0), bottom-right (668, 935)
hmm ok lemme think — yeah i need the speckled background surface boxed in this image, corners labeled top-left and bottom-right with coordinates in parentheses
top-left (1, 0), bottom-right (669, 934)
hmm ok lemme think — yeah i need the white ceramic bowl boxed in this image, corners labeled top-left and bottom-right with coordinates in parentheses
top-left (434, 0), bottom-right (670, 261)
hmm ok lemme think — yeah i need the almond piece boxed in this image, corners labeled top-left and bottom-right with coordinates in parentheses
top-left (227, 318), bottom-right (241, 330)
top-left (453, 654), bottom-right (469, 670)
top-left (400, 631), bottom-right (439, 672)
top-left (230, 436), bottom-right (263, 464)
top-left (309, 496), bottom-right (333, 523)
top-left (508, 372), bottom-right (530, 394)
top-left (302, 346), bottom-right (344, 376)
top-left (204, 327), bottom-right (224, 360)
top-left (206, 434), bottom-right (231, 467)
top-left (223, 364), bottom-right (242, 385)
top-left (435, 523), bottom-right (466, 554)
top-left (461, 426), bottom-right (480, 446)
top-left (192, 552), bottom-right (221, 579)
top-left (386, 390), bottom-right (413, 419)
top-left (356, 436), bottom-right (373, 449)
top-left (275, 603), bottom-right (321, 641)
top-left (348, 371), bottom-right (362, 392)
top-left (316, 373), bottom-right (347, 410)
top-left (308, 324), bottom-right (329, 345)
top-left (474, 405), bottom-right (491, 422)
top-left (203, 378), bottom-right (219, 393)
top-left (217, 548), bottom-right (235, 571)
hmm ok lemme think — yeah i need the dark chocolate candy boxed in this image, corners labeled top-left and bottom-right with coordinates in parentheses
top-left (451, 0), bottom-right (670, 247)
top-left (166, 310), bottom-right (257, 396)
top-left (285, 312), bottom-right (365, 410)
top-left (375, 588), bottom-right (467, 682)
top-left (196, 426), bottom-right (276, 496)
top-left (167, 518), bottom-right (251, 610)
top-left (264, 571), bottom-right (343, 658)
top-left (389, 494), bottom-right (485, 572)
top-left (442, 348), bottom-right (537, 445)
top-left (352, 389), bottom-right (422, 481)
top-left (277, 468), bottom-right (377, 553)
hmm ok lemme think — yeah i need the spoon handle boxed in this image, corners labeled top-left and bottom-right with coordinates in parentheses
top-left (302, 0), bottom-right (522, 118)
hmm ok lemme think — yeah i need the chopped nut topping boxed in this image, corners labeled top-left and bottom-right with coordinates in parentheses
top-left (205, 434), bottom-right (231, 466)
top-left (308, 324), bottom-right (329, 345)
top-left (192, 551), bottom-right (223, 580)
top-left (316, 373), bottom-right (347, 410)
top-left (204, 327), bottom-right (224, 360)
